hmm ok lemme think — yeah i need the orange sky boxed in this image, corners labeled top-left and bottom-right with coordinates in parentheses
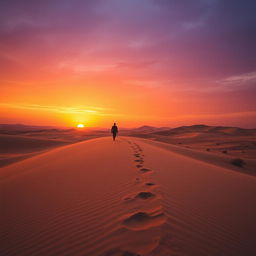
top-left (0, 0), bottom-right (256, 128)
top-left (1, 75), bottom-right (255, 128)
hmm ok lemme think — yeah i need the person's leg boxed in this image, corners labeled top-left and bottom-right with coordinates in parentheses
top-left (113, 133), bottom-right (116, 141)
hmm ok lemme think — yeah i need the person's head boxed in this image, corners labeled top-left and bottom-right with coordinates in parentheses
top-left (113, 123), bottom-right (116, 126)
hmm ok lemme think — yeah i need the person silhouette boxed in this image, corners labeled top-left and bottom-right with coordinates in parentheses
top-left (111, 123), bottom-right (118, 141)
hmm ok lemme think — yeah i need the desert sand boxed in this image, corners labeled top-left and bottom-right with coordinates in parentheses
top-left (0, 134), bottom-right (69, 167)
top-left (1, 136), bottom-right (256, 256)
top-left (0, 125), bottom-right (108, 167)
top-left (133, 125), bottom-right (256, 176)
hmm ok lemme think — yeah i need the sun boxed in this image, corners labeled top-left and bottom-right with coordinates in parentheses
top-left (77, 123), bottom-right (85, 128)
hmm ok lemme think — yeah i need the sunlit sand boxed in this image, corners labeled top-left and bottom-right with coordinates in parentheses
top-left (1, 125), bottom-right (256, 255)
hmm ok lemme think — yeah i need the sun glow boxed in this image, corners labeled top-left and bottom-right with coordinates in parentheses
top-left (77, 123), bottom-right (85, 128)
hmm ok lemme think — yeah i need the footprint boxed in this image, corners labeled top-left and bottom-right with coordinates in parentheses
top-left (102, 248), bottom-right (140, 256)
top-left (140, 168), bottom-right (152, 173)
top-left (123, 191), bottom-right (155, 202)
top-left (123, 211), bottom-right (165, 231)
top-left (136, 165), bottom-right (143, 168)
top-left (135, 191), bottom-right (155, 199)
top-left (134, 159), bottom-right (144, 164)
top-left (134, 154), bottom-right (141, 158)
top-left (145, 182), bottom-right (155, 186)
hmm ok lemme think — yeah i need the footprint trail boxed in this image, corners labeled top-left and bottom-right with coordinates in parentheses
top-left (108, 139), bottom-right (167, 255)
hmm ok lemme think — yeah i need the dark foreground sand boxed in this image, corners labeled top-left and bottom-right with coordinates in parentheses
top-left (1, 137), bottom-right (256, 255)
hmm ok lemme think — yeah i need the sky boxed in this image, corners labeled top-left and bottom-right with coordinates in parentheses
top-left (0, 0), bottom-right (256, 128)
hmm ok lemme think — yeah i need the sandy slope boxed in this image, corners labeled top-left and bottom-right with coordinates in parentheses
top-left (0, 134), bottom-right (69, 167)
top-left (1, 136), bottom-right (256, 256)
top-left (138, 138), bottom-right (256, 175)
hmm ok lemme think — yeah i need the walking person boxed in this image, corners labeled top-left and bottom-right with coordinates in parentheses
top-left (111, 123), bottom-right (118, 141)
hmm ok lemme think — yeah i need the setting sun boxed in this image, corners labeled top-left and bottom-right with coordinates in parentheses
top-left (77, 124), bottom-right (85, 128)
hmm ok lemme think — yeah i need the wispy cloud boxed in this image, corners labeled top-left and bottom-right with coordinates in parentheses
top-left (216, 71), bottom-right (256, 89)
top-left (57, 60), bottom-right (157, 74)
top-left (220, 72), bottom-right (256, 84)
top-left (178, 111), bottom-right (256, 120)
top-left (0, 103), bottom-right (110, 115)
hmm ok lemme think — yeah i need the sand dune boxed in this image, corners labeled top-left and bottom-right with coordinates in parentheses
top-left (0, 134), bottom-right (69, 154)
top-left (138, 138), bottom-right (256, 176)
top-left (133, 125), bottom-right (256, 175)
top-left (0, 127), bottom-right (106, 167)
top-left (1, 136), bottom-right (256, 255)
top-left (0, 134), bottom-right (69, 167)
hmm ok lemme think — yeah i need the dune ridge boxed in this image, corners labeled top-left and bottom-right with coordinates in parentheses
top-left (2, 136), bottom-right (256, 255)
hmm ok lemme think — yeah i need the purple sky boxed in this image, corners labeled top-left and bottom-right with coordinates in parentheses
top-left (0, 0), bottom-right (256, 127)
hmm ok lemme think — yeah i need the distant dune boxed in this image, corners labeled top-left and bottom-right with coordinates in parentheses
top-left (152, 124), bottom-right (256, 136)
top-left (1, 124), bottom-right (256, 172)
top-left (124, 125), bottom-right (170, 135)
top-left (131, 124), bottom-right (256, 175)
top-left (0, 134), bottom-right (68, 154)
top-left (0, 124), bottom-right (108, 167)
top-left (0, 134), bottom-right (69, 167)
top-left (2, 137), bottom-right (256, 255)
